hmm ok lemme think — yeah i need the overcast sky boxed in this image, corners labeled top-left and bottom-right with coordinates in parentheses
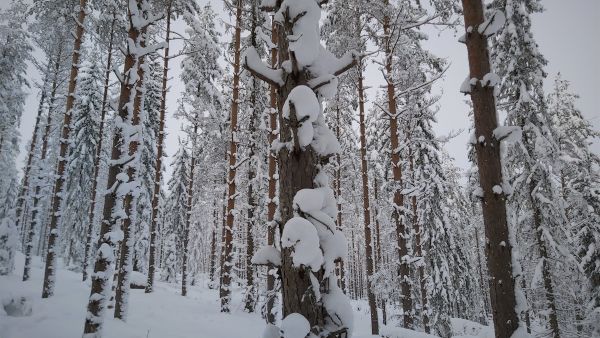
top-left (12, 0), bottom-right (600, 183)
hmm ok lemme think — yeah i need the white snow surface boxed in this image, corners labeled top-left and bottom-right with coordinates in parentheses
top-left (281, 217), bottom-right (323, 271)
top-left (0, 253), bottom-right (495, 338)
top-left (281, 313), bottom-right (310, 338)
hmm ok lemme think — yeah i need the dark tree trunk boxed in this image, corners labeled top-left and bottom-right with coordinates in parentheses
top-left (114, 26), bottom-right (148, 320)
top-left (382, 6), bottom-right (413, 328)
top-left (15, 68), bottom-right (49, 243)
top-left (220, 0), bottom-right (242, 313)
top-left (83, 1), bottom-right (147, 333)
top-left (146, 0), bottom-right (172, 293)
top-left (83, 11), bottom-right (116, 282)
top-left (22, 48), bottom-right (62, 281)
top-left (460, 0), bottom-right (520, 337)
top-left (42, 0), bottom-right (88, 298)
top-left (357, 56), bottom-right (379, 334)
top-left (182, 123), bottom-right (197, 297)
top-left (264, 16), bottom-right (279, 325)
top-left (409, 151), bottom-right (429, 333)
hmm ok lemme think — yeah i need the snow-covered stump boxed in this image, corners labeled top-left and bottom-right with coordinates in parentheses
top-left (246, 0), bottom-right (357, 336)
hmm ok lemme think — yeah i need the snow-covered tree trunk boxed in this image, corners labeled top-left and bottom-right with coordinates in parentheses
top-left (83, 0), bottom-right (157, 334)
top-left (22, 50), bottom-right (62, 282)
top-left (409, 149), bottom-right (430, 333)
top-left (14, 69), bottom-right (48, 245)
top-left (356, 53), bottom-right (379, 335)
top-left (113, 22), bottom-right (153, 321)
top-left (382, 5), bottom-right (413, 328)
top-left (42, 0), bottom-right (88, 298)
top-left (219, 0), bottom-right (242, 313)
top-left (460, 0), bottom-right (520, 337)
top-left (246, 0), bottom-right (356, 335)
top-left (264, 16), bottom-right (279, 325)
top-left (145, 0), bottom-right (172, 294)
top-left (82, 11), bottom-right (117, 282)
top-left (182, 125), bottom-right (197, 297)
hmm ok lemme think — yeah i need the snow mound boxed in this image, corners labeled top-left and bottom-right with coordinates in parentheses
top-left (450, 318), bottom-right (493, 338)
top-left (129, 271), bottom-right (147, 289)
top-left (281, 313), bottom-right (310, 338)
top-left (2, 296), bottom-right (32, 317)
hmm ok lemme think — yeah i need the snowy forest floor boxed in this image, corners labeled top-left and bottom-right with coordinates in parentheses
top-left (0, 253), bottom-right (491, 338)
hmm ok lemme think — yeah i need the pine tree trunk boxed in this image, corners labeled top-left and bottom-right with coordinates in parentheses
top-left (357, 56), bottom-right (380, 334)
top-left (209, 204), bottom-right (217, 287)
top-left (265, 16), bottom-right (279, 325)
top-left (42, 0), bottom-right (88, 298)
top-left (333, 106), bottom-right (345, 292)
top-left (146, 1), bottom-right (172, 294)
top-left (220, 0), bottom-right (243, 313)
top-left (460, 1), bottom-right (520, 337)
top-left (83, 11), bottom-right (116, 282)
top-left (182, 124), bottom-right (197, 297)
top-left (114, 27), bottom-right (148, 320)
top-left (382, 7), bottom-right (413, 328)
top-left (15, 69), bottom-right (48, 241)
top-left (529, 182), bottom-right (560, 338)
top-left (409, 151), bottom-right (430, 333)
top-left (83, 2), bottom-right (147, 333)
top-left (22, 52), bottom-right (61, 282)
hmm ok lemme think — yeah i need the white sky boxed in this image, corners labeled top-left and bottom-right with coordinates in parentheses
top-left (12, 0), bottom-right (600, 184)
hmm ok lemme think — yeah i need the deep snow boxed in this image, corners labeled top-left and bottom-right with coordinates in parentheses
top-left (0, 253), bottom-right (491, 338)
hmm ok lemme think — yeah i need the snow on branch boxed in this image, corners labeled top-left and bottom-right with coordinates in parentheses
top-left (493, 126), bottom-right (522, 143)
top-left (243, 46), bottom-right (284, 87)
top-left (478, 10), bottom-right (506, 37)
top-left (251, 246), bottom-right (281, 266)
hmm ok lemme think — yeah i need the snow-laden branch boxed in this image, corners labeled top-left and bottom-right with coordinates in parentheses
top-left (242, 46), bottom-right (284, 87)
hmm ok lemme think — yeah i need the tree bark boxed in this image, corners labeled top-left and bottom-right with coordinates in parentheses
top-left (15, 68), bottom-right (49, 242)
top-left (409, 152), bottom-right (429, 333)
top-left (83, 1), bottom-right (147, 333)
top-left (22, 47), bottom-right (63, 282)
top-left (382, 6), bottom-right (413, 328)
top-left (114, 26), bottom-right (148, 320)
top-left (42, 0), bottom-right (88, 298)
top-left (460, 0), bottom-right (520, 337)
top-left (265, 16), bottom-right (279, 325)
top-left (357, 56), bottom-right (380, 334)
top-left (529, 181), bottom-right (560, 338)
top-left (83, 11), bottom-right (116, 282)
top-left (220, 0), bottom-right (242, 313)
top-left (145, 0), bottom-right (172, 293)
top-left (333, 106), bottom-right (345, 292)
top-left (182, 124), bottom-right (197, 297)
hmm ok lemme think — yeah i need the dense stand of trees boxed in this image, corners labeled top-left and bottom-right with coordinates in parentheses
top-left (0, 0), bottom-right (598, 338)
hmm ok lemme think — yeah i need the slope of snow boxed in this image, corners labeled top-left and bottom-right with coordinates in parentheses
top-left (0, 253), bottom-right (491, 338)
